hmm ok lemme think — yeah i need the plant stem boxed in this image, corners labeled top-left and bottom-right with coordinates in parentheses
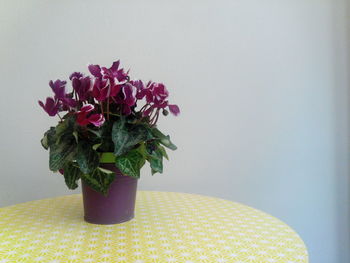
top-left (139, 104), bottom-right (150, 113)
top-left (109, 112), bottom-right (121, 116)
top-left (150, 109), bottom-right (159, 125)
top-left (107, 98), bottom-right (110, 121)
top-left (57, 113), bottom-right (63, 122)
top-left (100, 101), bottom-right (104, 116)
top-left (152, 111), bottom-right (159, 126)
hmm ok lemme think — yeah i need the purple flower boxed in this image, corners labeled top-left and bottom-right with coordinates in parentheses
top-left (88, 64), bottom-right (102, 78)
top-left (152, 83), bottom-right (169, 106)
top-left (89, 61), bottom-right (127, 101)
top-left (92, 78), bottom-right (109, 101)
top-left (115, 83), bottom-right (137, 115)
top-left (49, 79), bottom-right (67, 100)
top-left (132, 80), bottom-right (148, 100)
top-left (38, 97), bottom-right (60, 116)
top-left (168, 104), bottom-right (180, 116)
top-left (139, 82), bottom-right (180, 118)
top-left (49, 79), bottom-right (77, 108)
top-left (102, 60), bottom-right (129, 82)
top-left (76, 104), bottom-right (105, 127)
top-left (62, 95), bottom-right (77, 108)
top-left (69, 72), bottom-right (83, 80)
top-left (71, 74), bottom-right (91, 101)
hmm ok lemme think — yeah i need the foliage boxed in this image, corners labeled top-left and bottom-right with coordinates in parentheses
top-left (39, 60), bottom-right (179, 195)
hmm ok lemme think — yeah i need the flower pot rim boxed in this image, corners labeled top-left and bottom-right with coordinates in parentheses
top-left (100, 152), bottom-right (115, 163)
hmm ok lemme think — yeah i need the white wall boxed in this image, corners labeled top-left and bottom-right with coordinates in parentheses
top-left (0, 0), bottom-right (348, 262)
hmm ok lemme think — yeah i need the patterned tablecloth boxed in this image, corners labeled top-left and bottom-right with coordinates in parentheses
top-left (0, 191), bottom-right (308, 263)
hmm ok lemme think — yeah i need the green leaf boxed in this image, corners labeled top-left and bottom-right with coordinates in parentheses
top-left (158, 145), bottom-right (169, 160)
top-left (136, 142), bottom-right (147, 158)
top-left (62, 162), bottom-right (82, 190)
top-left (72, 131), bottom-right (79, 143)
top-left (112, 118), bottom-right (153, 156)
top-left (81, 167), bottom-right (115, 195)
top-left (55, 121), bottom-right (68, 138)
top-left (41, 127), bottom-right (56, 150)
top-left (147, 148), bottom-right (163, 174)
top-left (97, 122), bottom-right (114, 152)
top-left (112, 118), bottom-right (129, 156)
top-left (143, 142), bottom-right (165, 175)
top-left (115, 149), bottom-right (144, 178)
top-left (88, 128), bottom-right (102, 138)
top-left (92, 143), bottom-right (102, 151)
top-left (76, 142), bottom-right (100, 174)
top-left (49, 140), bottom-right (76, 171)
top-left (151, 128), bottom-right (177, 150)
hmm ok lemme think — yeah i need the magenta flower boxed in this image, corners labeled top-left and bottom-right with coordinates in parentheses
top-left (132, 80), bottom-right (151, 101)
top-left (139, 82), bottom-right (180, 117)
top-left (76, 104), bottom-right (105, 127)
top-left (115, 83), bottom-right (137, 115)
top-left (92, 78), bottom-right (109, 101)
top-left (49, 79), bottom-right (76, 108)
top-left (102, 60), bottom-right (129, 82)
top-left (70, 73), bottom-right (91, 101)
top-left (49, 79), bottom-right (67, 100)
top-left (88, 64), bottom-right (102, 78)
top-left (168, 104), bottom-right (180, 116)
top-left (40, 59), bottom-right (179, 126)
top-left (152, 83), bottom-right (169, 106)
top-left (69, 72), bottom-right (83, 80)
top-left (89, 61), bottom-right (126, 101)
top-left (38, 97), bottom-right (60, 116)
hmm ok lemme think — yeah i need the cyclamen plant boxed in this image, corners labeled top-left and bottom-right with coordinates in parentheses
top-left (39, 60), bottom-right (179, 195)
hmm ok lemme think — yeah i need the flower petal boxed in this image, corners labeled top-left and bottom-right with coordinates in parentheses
top-left (72, 77), bottom-right (81, 91)
top-left (88, 64), bottom-right (102, 78)
top-left (49, 79), bottom-right (67, 100)
top-left (76, 111), bottom-right (90, 126)
top-left (69, 72), bottom-right (83, 80)
top-left (80, 104), bottom-right (94, 113)
top-left (38, 97), bottom-right (59, 116)
top-left (110, 84), bottom-right (122, 97)
top-left (38, 100), bottom-right (45, 109)
top-left (116, 68), bottom-right (128, 82)
top-left (168, 104), bottom-right (180, 116)
top-left (122, 105), bottom-right (132, 115)
top-left (110, 60), bottom-right (120, 74)
top-left (122, 84), bottom-right (137, 106)
top-left (88, 114), bottom-right (105, 127)
top-left (64, 97), bottom-right (77, 107)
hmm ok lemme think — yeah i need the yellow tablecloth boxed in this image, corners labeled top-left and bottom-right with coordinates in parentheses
top-left (0, 191), bottom-right (308, 263)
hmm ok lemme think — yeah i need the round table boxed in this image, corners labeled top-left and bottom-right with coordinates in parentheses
top-left (0, 191), bottom-right (308, 263)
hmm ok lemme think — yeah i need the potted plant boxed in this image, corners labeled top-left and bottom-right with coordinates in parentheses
top-left (38, 60), bottom-right (179, 224)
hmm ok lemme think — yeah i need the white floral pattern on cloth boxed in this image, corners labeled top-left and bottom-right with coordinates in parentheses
top-left (0, 191), bottom-right (308, 263)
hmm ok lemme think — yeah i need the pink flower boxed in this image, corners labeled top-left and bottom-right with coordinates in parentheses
top-left (139, 82), bottom-right (180, 118)
top-left (76, 104), bottom-right (105, 127)
top-left (70, 72), bottom-right (91, 102)
top-left (101, 60), bottom-right (129, 82)
top-left (168, 104), bottom-right (180, 116)
top-left (115, 83), bottom-right (137, 115)
top-left (49, 79), bottom-right (77, 108)
top-left (89, 61), bottom-right (126, 102)
top-left (92, 78), bottom-right (109, 102)
top-left (152, 83), bottom-right (169, 106)
top-left (38, 97), bottom-right (60, 116)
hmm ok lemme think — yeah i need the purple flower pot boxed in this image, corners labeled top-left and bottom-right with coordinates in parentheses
top-left (81, 163), bottom-right (138, 224)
